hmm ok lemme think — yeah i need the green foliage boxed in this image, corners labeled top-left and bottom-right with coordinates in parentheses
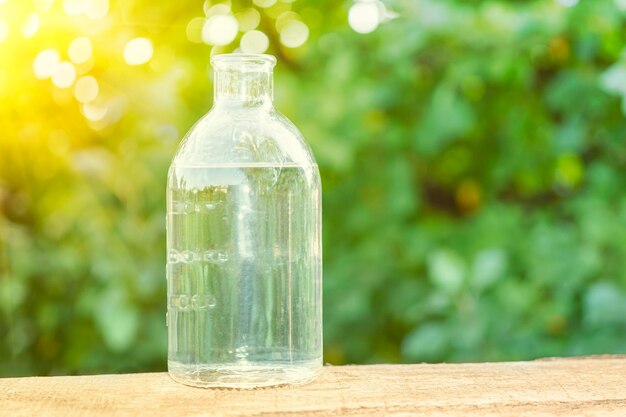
top-left (2, 0), bottom-right (626, 375)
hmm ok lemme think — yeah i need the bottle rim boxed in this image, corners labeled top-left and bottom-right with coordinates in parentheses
top-left (211, 53), bottom-right (276, 70)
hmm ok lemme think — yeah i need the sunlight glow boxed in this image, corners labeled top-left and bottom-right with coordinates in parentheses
top-left (123, 37), bottom-right (153, 66)
top-left (69, 37), bottom-right (93, 64)
top-left (33, 49), bottom-right (61, 79)
top-left (52, 62), bottom-right (77, 88)
top-left (74, 76), bottom-right (99, 103)
top-left (0, 20), bottom-right (8, 44)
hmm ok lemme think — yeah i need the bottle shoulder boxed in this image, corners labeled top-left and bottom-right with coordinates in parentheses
top-left (171, 107), bottom-right (317, 168)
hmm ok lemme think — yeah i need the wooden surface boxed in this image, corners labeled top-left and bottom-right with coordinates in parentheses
top-left (2, 357), bottom-right (626, 416)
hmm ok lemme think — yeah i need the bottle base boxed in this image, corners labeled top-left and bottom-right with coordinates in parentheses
top-left (168, 360), bottom-right (321, 389)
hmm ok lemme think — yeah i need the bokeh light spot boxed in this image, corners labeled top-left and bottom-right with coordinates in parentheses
top-left (69, 37), bottom-right (93, 64)
top-left (280, 20), bottom-right (309, 48)
top-left (63, 0), bottom-right (86, 16)
top-left (202, 14), bottom-right (238, 46)
top-left (22, 13), bottom-right (40, 38)
top-left (0, 20), bottom-right (8, 44)
top-left (348, 1), bottom-right (380, 34)
top-left (240, 30), bottom-right (269, 53)
top-left (33, 49), bottom-right (61, 79)
top-left (186, 17), bottom-right (206, 43)
top-left (206, 4), bottom-right (231, 17)
top-left (33, 0), bottom-right (54, 11)
top-left (235, 8), bottom-right (261, 32)
top-left (265, 1), bottom-right (291, 19)
top-left (253, 0), bottom-right (277, 8)
top-left (556, 0), bottom-right (579, 6)
top-left (123, 37), bottom-right (153, 66)
top-left (74, 76), bottom-right (99, 103)
top-left (275, 11), bottom-right (299, 32)
top-left (85, 0), bottom-right (109, 20)
top-left (82, 103), bottom-right (107, 121)
top-left (52, 62), bottom-right (77, 88)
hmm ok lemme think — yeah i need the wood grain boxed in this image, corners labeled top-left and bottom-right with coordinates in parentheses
top-left (2, 357), bottom-right (626, 416)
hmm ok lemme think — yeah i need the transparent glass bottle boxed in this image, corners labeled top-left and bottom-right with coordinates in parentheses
top-left (166, 54), bottom-right (322, 388)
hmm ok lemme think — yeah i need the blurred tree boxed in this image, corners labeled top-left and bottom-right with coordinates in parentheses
top-left (1, 0), bottom-right (626, 376)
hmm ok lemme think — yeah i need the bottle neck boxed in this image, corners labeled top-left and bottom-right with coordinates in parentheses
top-left (213, 68), bottom-right (273, 108)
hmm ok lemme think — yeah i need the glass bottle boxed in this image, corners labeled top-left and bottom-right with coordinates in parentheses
top-left (166, 54), bottom-right (322, 388)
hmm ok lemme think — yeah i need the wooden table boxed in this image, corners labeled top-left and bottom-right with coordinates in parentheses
top-left (2, 356), bottom-right (625, 416)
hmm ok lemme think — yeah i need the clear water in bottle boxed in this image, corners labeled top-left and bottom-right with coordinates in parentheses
top-left (167, 163), bottom-right (321, 388)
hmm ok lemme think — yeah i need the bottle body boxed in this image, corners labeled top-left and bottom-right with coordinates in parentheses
top-left (166, 54), bottom-right (322, 388)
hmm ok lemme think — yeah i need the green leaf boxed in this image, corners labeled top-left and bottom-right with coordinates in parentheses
top-left (93, 289), bottom-right (139, 352)
top-left (428, 250), bottom-right (466, 294)
top-left (583, 282), bottom-right (626, 326)
top-left (471, 249), bottom-right (507, 291)
top-left (402, 323), bottom-right (450, 362)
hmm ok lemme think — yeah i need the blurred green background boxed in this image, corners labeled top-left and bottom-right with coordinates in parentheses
top-left (2, 0), bottom-right (626, 376)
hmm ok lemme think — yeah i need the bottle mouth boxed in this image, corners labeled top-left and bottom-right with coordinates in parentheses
top-left (211, 54), bottom-right (276, 72)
